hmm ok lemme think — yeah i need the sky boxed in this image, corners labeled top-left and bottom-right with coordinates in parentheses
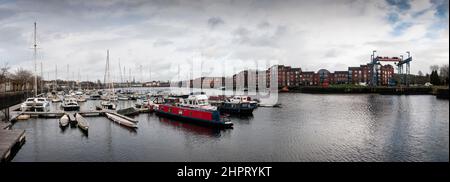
top-left (0, 0), bottom-right (448, 82)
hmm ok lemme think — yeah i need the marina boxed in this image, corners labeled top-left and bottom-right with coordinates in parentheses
top-left (1, 88), bottom-right (447, 162)
top-left (0, 0), bottom-right (447, 169)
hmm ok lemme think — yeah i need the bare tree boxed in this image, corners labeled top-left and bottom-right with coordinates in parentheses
top-left (418, 70), bottom-right (423, 77)
top-left (10, 68), bottom-right (34, 91)
top-left (0, 62), bottom-right (10, 83)
top-left (1, 63), bottom-right (11, 92)
top-left (430, 65), bottom-right (439, 72)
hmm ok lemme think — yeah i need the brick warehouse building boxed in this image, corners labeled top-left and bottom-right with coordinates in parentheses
top-left (187, 62), bottom-right (395, 89)
top-left (379, 64), bottom-right (395, 86)
top-left (300, 71), bottom-right (315, 86)
top-left (266, 65), bottom-right (298, 88)
top-left (348, 64), bottom-right (371, 84)
top-left (332, 71), bottom-right (349, 84)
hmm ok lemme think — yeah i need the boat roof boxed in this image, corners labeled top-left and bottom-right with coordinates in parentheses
top-left (187, 94), bottom-right (208, 100)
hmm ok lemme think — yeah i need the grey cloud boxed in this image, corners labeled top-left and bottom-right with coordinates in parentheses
top-left (207, 17), bottom-right (225, 29)
top-left (0, 7), bottom-right (17, 21)
top-left (0, 0), bottom-right (447, 81)
top-left (0, 26), bottom-right (26, 44)
top-left (233, 25), bottom-right (287, 48)
top-left (153, 39), bottom-right (173, 47)
top-left (324, 49), bottom-right (338, 58)
top-left (257, 21), bottom-right (271, 29)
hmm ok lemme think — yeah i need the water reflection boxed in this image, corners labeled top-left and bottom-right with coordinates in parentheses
top-left (9, 90), bottom-right (449, 162)
top-left (78, 128), bottom-right (89, 138)
top-left (158, 117), bottom-right (222, 137)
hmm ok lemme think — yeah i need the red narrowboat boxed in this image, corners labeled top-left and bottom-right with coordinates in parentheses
top-left (155, 94), bottom-right (233, 128)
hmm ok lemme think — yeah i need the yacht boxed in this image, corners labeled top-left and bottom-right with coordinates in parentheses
top-left (20, 97), bottom-right (51, 112)
top-left (61, 97), bottom-right (80, 111)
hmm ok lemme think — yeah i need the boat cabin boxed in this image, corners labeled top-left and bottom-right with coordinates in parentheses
top-left (179, 94), bottom-right (217, 110)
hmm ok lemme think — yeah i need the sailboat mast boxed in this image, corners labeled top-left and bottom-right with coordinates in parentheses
top-left (106, 50), bottom-right (113, 94)
top-left (78, 68), bottom-right (81, 90)
top-left (119, 59), bottom-right (123, 88)
top-left (33, 22), bottom-right (37, 97)
top-left (55, 64), bottom-right (57, 91)
top-left (40, 61), bottom-right (43, 94)
top-left (66, 64), bottom-right (69, 89)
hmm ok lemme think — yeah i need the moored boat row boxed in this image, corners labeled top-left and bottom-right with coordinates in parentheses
top-left (19, 87), bottom-right (270, 130)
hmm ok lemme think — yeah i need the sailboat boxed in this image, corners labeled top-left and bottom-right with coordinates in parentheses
top-left (20, 22), bottom-right (51, 112)
top-left (100, 50), bottom-right (117, 110)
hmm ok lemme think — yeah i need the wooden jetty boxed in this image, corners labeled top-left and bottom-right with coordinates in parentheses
top-left (9, 110), bottom-right (105, 121)
top-left (0, 122), bottom-right (26, 162)
top-left (11, 110), bottom-right (138, 126)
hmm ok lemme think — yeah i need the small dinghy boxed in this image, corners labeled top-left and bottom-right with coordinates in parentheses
top-left (105, 112), bottom-right (137, 128)
top-left (17, 114), bottom-right (31, 120)
top-left (59, 114), bottom-right (69, 127)
top-left (75, 113), bottom-right (89, 131)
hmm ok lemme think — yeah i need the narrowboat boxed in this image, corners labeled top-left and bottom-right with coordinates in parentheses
top-left (155, 94), bottom-right (233, 128)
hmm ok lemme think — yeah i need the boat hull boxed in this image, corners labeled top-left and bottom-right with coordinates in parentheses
top-left (59, 115), bottom-right (69, 127)
top-left (105, 113), bottom-right (137, 128)
top-left (155, 106), bottom-right (232, 128)
top-left (218, 102), bottom-right (255, 115)
top-left (62, 106), bottom-right (80, 111)
top-left (75, 114), bottom-right (89, 131)
top-left (219, 107), bottom-right (254, 115)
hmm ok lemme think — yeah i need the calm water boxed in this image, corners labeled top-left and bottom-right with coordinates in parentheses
top-left (10, 90), bottom-right (449, 162)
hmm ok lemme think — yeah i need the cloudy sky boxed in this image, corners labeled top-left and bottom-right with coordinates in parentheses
top-left (0, 0), bottom-right (448, 82)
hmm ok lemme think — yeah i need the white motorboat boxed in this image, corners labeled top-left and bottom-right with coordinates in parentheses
top-left (100, 100), bottom-right (116, 110)
top-left (20, 97), bottom-right (50, 112)
top-left (61, 97), bottom-right (80, 111)
top-left (76, 95), bottom-right (87, 102)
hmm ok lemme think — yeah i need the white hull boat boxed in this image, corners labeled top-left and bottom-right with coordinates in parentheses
top-left (105, 112), bottom-right (137, 128)
top-left (59, 114), bottom-right (69, 127)
top-left (75, 113), bottom-right (89, 131)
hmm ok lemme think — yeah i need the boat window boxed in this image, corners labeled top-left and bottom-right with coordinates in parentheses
top-left (27, 98), bottom-right (34, 102)
top-left (198, 99), bottom-right (208, 105)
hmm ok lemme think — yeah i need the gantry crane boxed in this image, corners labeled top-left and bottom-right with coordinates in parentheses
top-left (395, 51), bottom-right (412, 86)
top-left (369, 51), bottom-right (412, 87)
